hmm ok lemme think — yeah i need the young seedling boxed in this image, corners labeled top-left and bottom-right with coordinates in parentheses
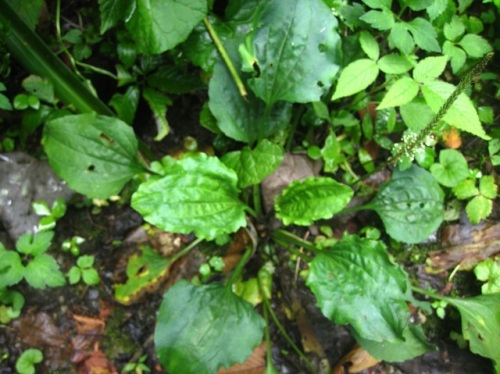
top-left (15, 348), bottom-right (43, 374)
top-left (67, 255), bottom-right (99, 286)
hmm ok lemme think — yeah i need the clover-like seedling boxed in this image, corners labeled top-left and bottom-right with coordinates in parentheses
top-left (32, 199), bottom-right (67, 231)
top-left (0, 231), bottom-right (66, 289)
top-left (67, 255), bottom-right (99, 286)
top-left (15, 348), bottom-right (43, 374)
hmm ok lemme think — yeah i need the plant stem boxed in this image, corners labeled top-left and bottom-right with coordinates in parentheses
top-left (0, 0), bottom-right (113, 115)
top-left (271, 229), bottom-right (320, 254)
top-left (258, 278), bottom-right (316, 374)
top-left (225, 246), bottom-right (253, 287)
top-left (171, 237), bottom-right (204, 263)
top-left (411, 286), bottom-right (446, 301)
top-left (203, 16), bottom-right (247, 98)
top-left (253, 184), bottom-right (262, 217)
top-left (389, 52), bottom-right (494, 165)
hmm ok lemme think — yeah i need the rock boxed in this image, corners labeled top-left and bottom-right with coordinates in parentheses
top-left (0, 152), bottom-right (73, 241)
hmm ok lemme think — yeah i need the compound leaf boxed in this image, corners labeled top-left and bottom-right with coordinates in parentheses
top-left (126, 0), bottom-right (207, 54)
top-left (132, 154), bottom-right (247, 240)
top-left (359, 10), bottom-right (394, 30)
top-left (275, 177), bottom-right (353, 226)
top-left (222, 139), bottom-right (284, 188)
top-left (244, 0), bottom-right (341, 105)
top-left (155, 281), bottom-right (265, 374)
top-left (406, 18), bottom-right (440, 53)
top-left (0, 251), bottom-right (24, 288)
top-left (458, 34), bottom-right (492, 58)
top-left (332, 59), bottom-right (379, 100)
top-left (43, 113), bottom-right (145, 199)
top-left (377, 54), bottom-right (414, 74)
top-left (307, 235), bottom-right (411, 342)
top-left (368, 165), bottom-right (444, 243)
top-left (24, 254), bottom-right (66, 289)
top-left (377, 77), bottom-right (419, 110)
top-left (422, 80), bottom-right (489, 139)
top-left (413, 56), bottom-right (448, 83)
top-left (16, 231), bottom-right (54, 256)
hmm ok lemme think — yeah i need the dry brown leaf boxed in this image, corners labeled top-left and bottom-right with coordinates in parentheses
top-left (427, 221), bottom-right (500, 272)
top-left (217, 341), bottom-right (266, 374)
top-left (222, 227), bottom-right (253, 272)
top-left (332, 345), bottom-right (379, 374)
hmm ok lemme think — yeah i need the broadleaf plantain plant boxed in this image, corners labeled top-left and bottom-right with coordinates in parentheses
top-left (1, 0), bottom-right (499, 372)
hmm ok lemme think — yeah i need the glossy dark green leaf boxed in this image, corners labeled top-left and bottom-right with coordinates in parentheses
top-left (307, 235), bottom-right (411, 342)
top-left (98, 0), bottom-right (136, 34)
top-left (208, 47), bottom-right (292, 143)
top-left (243, 0), bottom-right (341, 105)
top-left (442, 294), bottom-right (500, 370)
top-left (109, 85), bottom-right (140, 125)
top-left (222, 139), bottom-right (284, 188)
top-left (43, 113), bottom-right (144, 199)
top-left (126, 0), bottom-right (207, 54)
top-left (275, 177), bottom-right (353, 226)
top-left (132, 154), bottom-right (247, 240)
top-left (353, 324), bottom-right (433, 362)
top-left (368, 165), bottom-right (444, 244)
top-left (155, 281), bottom-right (265, 374)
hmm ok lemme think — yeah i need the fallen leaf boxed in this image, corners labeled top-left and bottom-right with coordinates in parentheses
top-left (427, 221), bottom-right (500, 272)
top-left (332, 345), bottom-right (379, 374)
top-left (217, 341), bottom-right (266, 374)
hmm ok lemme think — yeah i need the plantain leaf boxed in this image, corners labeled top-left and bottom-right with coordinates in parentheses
top-left (243, 0), bottom-right (341, 105)
top-left (155, 281), bottom-right (265, 374)
top-left (131, 154), bottom-right (247, 240)
top-left (307, 235), bottom-right (412, 342)
top-left (43, 113), bottom-right (144, 199)
top-left (368, 165), bottom-right (444, 243)
top-left (222, 139), bottom-right (284, 188)
top-left (275, 177), bottom-right (353, 226)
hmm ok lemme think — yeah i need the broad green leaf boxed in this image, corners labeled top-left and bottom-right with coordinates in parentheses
top-left (479, 175), bottom-right (497, 199)
top-left (109, 85), bottom-right (140, 125)
top-left (22, 75), bottom-right (54, 104)
top-left (406, 18), bottom-right (441, 53)
top-left (389, 23), bottom-right (414, 55)
top-left (244, 0), bottom-right (341, 105)
top-left (332, 59), bottom-right (379, 100)
top-left (209, 52), bottom-right (292, 143)
top-left (377, 77), bottom-right (419, 110)
top-left (5, 0), bottom-right (44, 30)
top-left (16, 231), bottom-right (54, 256)
top-left (307, 235), bottom-right (411, 342)
top-left (441, 294), bottom-right (500, 369)
top-left (474, 259), bottom-right (500, 295)
top-left (43, 113), bottom-right (145, 199)
top-left (132, 154), bottom-right (247, 240)
top-left (368, 165), bottom-right (444, 243)
top-left (142, 87), bottom-right (172, 141)
top-left (400, 97), bottom-right (435, 131)
top-left (146, 65), bottom-right (205, 94)
top-left (401, 0), bottom-right (433, 10)
top-left (0, 93), bottom-right (12, 111)
top-left (98, 0), bottom-right (136, 34)
top-left (426, 0), bottom-right (448, 20)
top-left (458, 34), bottom-right (492, 58)
top-left (362, 0), bottom-right (392, 9)
top-left (82, 268), bottom-right (100, 285)
top-left (413, 56), bottom-right (448, 83)
top-left (430, 149), bottom-right (469, 187)
top-left (422, 81), bottom-right (489, 139)
top-left (359, 10), bottom-right (394, 30)
top-left (155, 281), bottom-right (265, 374)
top-left (126, 0), bottom-right (207, 54)
top-left (77, 255), bottom-right (95, 268)
top-left (442, 41), bottom-right (467, 73)
top-left (24, 254), bottom-right (66, 289)
top-left (359, 30), bottom-right (380, 61)
top-left (466, 195), bottom-right (492, 224)
top-left (222, 140), bottom-right (284, 188)
top-left (15, 348), bottom-right (43, 374)
top-left (115, 246), bottom-right (171, 305)
top-left (0, 251), bottom-right (24, 288)
top-left (444, 16), bottom-right (465, 41)
top-left (377, 54), bottom-right (413, 74)
top-left (275, 177), bottom-right (353, 226)
top-left (453, 179), bottom-right (478, 199)
top-left (353, 324), bottom-right (433, 362)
